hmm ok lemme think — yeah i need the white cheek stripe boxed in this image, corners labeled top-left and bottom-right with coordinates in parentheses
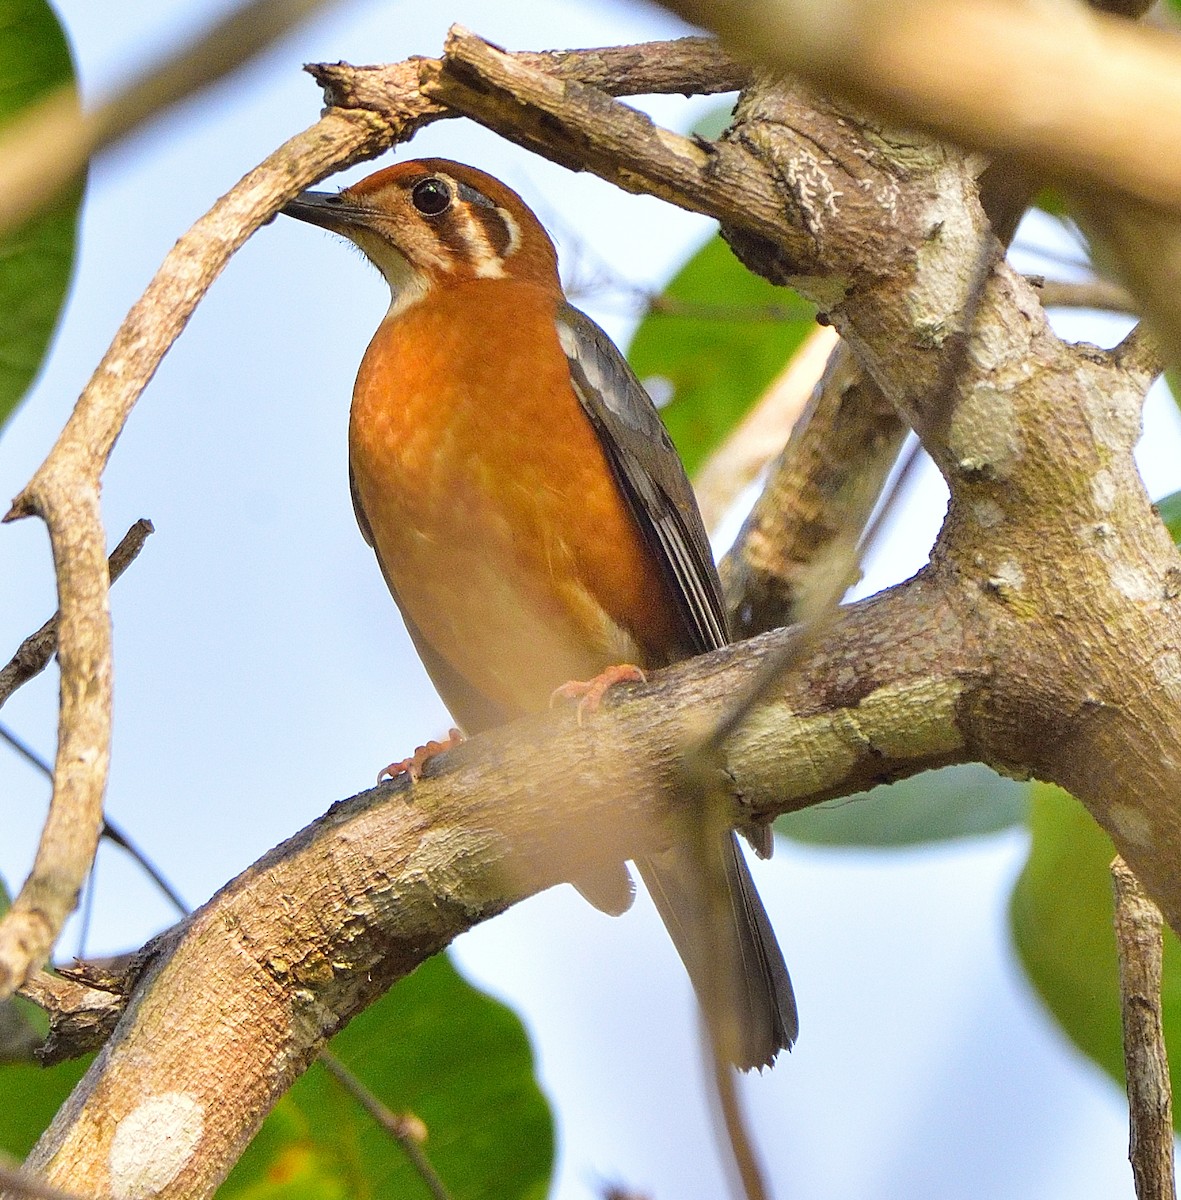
top-left (455, 203), bottom-right (507, 279)
top-left (496, 207), bottom-right (522, 258)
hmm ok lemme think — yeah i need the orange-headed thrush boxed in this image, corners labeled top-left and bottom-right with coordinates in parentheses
top-left (282, 159), bottom-right (798, 1069)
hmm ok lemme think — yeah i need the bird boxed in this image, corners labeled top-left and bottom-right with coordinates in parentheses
top-left (281, 158), bottom-right (797, 1069)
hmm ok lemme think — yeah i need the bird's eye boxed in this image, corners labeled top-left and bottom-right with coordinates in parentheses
top-left (411, 178), bottom-right (452, 216)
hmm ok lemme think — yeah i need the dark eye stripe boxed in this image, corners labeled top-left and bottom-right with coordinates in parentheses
top-left (468, 204), bottom-right (514, 258)
top-left (456, 180), bottom-right (496, 209)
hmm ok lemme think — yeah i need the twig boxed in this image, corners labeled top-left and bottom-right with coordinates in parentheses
top-left (417, 27), bottom-right (808, 258)
top-left (1111, 856), bottom-right (1176, 1200)
top-left (0, 519), bottom-right (154, 709)
top-left (0, 725), bottom-right (190, 919)
top-left (312, 35), bottom-right (748, 112)
top-left (708, 1046), bottom-right (769, 1200)
top-left (1036, 277), bottom-right (1137, 313)
top-left (0, 0), bottom-right (347, 237)
top-left (318, 1050), bottom-right (453, 1200)
top-left (1113, 322), bottom-right (1167, 384)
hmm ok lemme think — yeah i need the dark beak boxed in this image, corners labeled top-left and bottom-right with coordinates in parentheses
top-left (281, 190), bottom-right (368, 232)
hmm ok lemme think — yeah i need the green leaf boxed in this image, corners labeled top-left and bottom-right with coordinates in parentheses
top-left (0, 1056), bottom-right (91, 1156)
top-left (1031, 187), bottom-right (1068, 220)
top-left (1010, 783), bottom-right (1181, 1113)
top-left (626, 234), bottom-right (816, 477)
top-left (221, 952), bottom-right (553, 1200)
top-left (775, 763), bottom-right (1027, 847)
top-left (0, 0), bottom-right (83, 430)
top-left (1157, 488), bottom-right (1181, 543)
top-left (0, 879), bottom-right (44, 1065)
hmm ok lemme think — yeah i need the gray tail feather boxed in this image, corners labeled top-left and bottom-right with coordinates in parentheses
top-left (638, 832), bottom-right (797, 1070)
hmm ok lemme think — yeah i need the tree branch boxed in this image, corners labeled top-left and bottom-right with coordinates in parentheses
top-left (0, 0), bottom-right (349, 237)
top-left (1112, 857), bottom-right (1176, 1200)
top-left (16, 24), bottom-right (1181, 1196)
top-left (24, 583), bottom-right (968, 1195)
top-left (0, 109), bottom-right (391, 1003)
top-left (0, 519), bottom-right (153, 710)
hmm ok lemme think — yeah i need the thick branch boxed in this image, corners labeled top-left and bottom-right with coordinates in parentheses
top-left (653, 0), bottom-right (1181, 215)
top-left (25, 581), bottom-right (967, 1197)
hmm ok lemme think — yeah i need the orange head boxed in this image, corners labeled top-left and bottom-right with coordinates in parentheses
top-left (281, 158), bottom-right (561, 309)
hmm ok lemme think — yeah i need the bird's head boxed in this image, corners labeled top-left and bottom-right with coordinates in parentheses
top-left (281, 158), bottom-right (561, 311)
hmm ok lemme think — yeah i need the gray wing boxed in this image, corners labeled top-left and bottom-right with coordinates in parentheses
top-left (555, 302), bottom-right (729, 656)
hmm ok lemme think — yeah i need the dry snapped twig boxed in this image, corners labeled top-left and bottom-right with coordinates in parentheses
top-left (1112, 857), bottom-right (1176, 1200)
top-left (0, 519), bottom-right (153, 710)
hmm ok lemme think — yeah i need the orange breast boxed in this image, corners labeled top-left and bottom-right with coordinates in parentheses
top-left (348, 277), bottom-right (684, 724)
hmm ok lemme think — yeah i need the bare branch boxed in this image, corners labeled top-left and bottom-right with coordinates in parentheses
top-left (418, 26), bottom-right (807, 256)
top-left (650, 0), bottom-right (1181, 215)
top-left (0, 0), bottom-right (349, 237)
top-left (311, 35), bottom-right (748, 113)
top-left (1112, 857), bottom-right (1176, 1200)
top-left (0, 519), bottom-right (153, 710)
top-left (720, 340), bottom-right (908, 638)
top-left (1036, 277), bottom-right (1138, 314)
top-left (23, 585), bottom-right (969, 1195)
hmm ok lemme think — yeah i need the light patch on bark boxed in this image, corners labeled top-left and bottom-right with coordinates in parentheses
top-left (1108, 560), bottom-right (1160, 603)
top-left (988, 559), bottom-right (1025, 596)
top-left (949, 383), bottom-right (1022, 479)
top-left (909, 176), bottom-right (980, 345)
top-left (853, 676), bottom-right (965, 758)
top-left (1109, 801), bottom-right (1155, 849)
top-left (1091, 468), bottom-right (1118, 514)
top-left (972, 497), bottom-right (1003, 528)
top-left (1152, 650), bottom-right (1181, 703)
top-left (1075, 368), bottom-right (1142, 452)
top-left (108, 1092), bottom-right (204, 1198)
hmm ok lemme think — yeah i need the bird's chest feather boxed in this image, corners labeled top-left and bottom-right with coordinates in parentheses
top-left (348, 281), bottom-right (679, 716)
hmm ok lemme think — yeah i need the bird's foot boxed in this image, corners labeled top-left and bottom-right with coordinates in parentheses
top-left (550, 664), bottom-right (646, 723)
top-left (378, 727), bottom-right (464, 783)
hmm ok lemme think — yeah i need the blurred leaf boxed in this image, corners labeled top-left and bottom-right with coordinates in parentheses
top-left (627, 234), bottom-right (816, 477)
top-left (1031, 187), bottom-right (1068, 219)
top-left (1165, 372), bottom-right (1181, 422)
top-left (222, 952), bottom-right (553, 1200)
top-left (0, 0), bottom-right (83, 430)
top-left (1010, 783), bottom-right (1181, 1116)
top-left (0, 1055), bottom-right (91, 1156)
top-left (775, 763), bottom-right (1027, 847)
top-left (0, 879), bottom-right (41, 1064)
top-left (691, 100), bottom-right (735, 142)
top-left (1157, 487), bottom-right (1181, 542)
